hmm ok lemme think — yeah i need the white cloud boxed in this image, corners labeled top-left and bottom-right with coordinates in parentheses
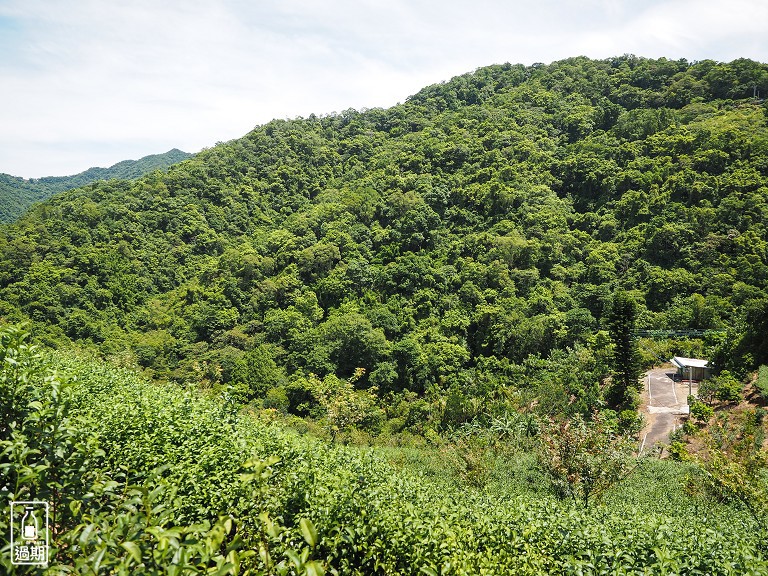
top-left (0, 0), bottom-right (766, 177)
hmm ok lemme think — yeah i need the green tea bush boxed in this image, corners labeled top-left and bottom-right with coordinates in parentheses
top-left (3, 328), bottom-right (768, 574)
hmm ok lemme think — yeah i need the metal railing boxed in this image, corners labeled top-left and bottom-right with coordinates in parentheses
top-left (632, 329), bottom-right (726, 338)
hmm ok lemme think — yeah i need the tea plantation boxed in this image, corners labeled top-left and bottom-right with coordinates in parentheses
top-left (2, 326), bottom-right (766, 575)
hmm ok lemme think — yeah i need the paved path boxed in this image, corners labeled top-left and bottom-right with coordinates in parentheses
top-left (639, 367), bottom-right (695, 453)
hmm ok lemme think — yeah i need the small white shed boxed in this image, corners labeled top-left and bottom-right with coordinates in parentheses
top-left (671, 356), bottom-right (712, 381)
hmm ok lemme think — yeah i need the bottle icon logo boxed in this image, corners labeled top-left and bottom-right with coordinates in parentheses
top-left (22, 507), bottom-right (39, 540)
top-left (10, 501), bottom-right (49, 566)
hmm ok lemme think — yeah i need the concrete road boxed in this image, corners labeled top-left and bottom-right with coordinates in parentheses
top-left (640, 367), bottom-right (693, 452)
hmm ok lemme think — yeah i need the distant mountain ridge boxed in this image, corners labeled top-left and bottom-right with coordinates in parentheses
top-left (0, 148), bottom-right (192, 223)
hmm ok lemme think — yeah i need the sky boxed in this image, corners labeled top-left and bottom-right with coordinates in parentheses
top-left (1, 0), bottom-right (767, 178)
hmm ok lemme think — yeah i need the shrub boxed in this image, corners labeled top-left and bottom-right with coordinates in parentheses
top-left (690, 400), bottom-right (714, 423)
top-left (682, 419), bottom-right (698, 435)
top-left (697, 378), bottom-right (718, 405)
top-left (263, 386), bottom-right (290, 412)
top-left (758, 365), bottom-right (768, 400)
top-left (691, 410), bottom-right (768, 534)
top-left (713, 371), bottom-right (743, 403)
top-left (4, 325), bottom-right (768, 574)
top-left (312, 369), bottom-right (380, 439)
top-left (284, 376), bottom-right (318, 416)
top-left (698, 371), bottom-right (743, 405)
top-left (618, 409), bottom-right (644, 434)
top-left (537, 412), bottom-right (637, 508)
top-left (668, 441), bottom-right (690, 461)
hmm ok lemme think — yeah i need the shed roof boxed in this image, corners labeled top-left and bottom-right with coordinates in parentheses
top-left (671, 356), bottom-right (710, 369)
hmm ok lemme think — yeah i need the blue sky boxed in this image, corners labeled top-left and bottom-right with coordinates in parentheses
top-left (1, 0), bottom-right (767, 178)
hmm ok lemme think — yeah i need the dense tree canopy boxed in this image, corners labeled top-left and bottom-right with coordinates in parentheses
top-left (0, 148), bottom-right (191, 223)
top-left (0, 55), bottom-right (767, 418)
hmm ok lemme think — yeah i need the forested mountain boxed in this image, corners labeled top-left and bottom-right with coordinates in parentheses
top-left (1, 56), bottom-right (767, 421)
top-left (3, 55), bottom-right (768, 574)
top-left (0, 148), bottom-right (192, 223)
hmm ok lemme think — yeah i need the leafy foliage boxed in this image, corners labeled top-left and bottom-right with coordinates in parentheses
top-left (311, 368), bottom-right (380, 438)
top-left (758, 365), bottom-right (768, 400)
top-left (606, 290), bottom-right (643, 409)
top-left (0, 328), bottom-right (765, 573)
top-left (691, 410), bottom-right (768, 539)
top-left (537, 412), bottom-right (637, 507)
top-left (0, 57), bottom-right (765, 422)
top-left (2, 56), bottom-right (768, 570)
top-left (0, 149), bottom-right (191, 223)
top-left (698, 370), bottom-right (745, 407)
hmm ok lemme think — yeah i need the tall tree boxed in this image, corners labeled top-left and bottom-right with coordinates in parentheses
top-left (606, 290), bottom-right (642, 409)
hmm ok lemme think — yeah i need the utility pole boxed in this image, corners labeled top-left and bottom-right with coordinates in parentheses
top-left (688, 365), bottom-right (692, 398)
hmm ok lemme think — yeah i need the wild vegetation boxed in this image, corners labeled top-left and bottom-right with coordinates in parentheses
top-left (0, 148), bottom-right (191, 223)
top-left (1, 57), bottom-right (766, 428)
top-left (1, 55), bottom-right (768, 571)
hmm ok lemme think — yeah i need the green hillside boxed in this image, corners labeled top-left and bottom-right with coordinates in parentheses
top-left (2, 54), bottom-right (768, 573)
top-left (1, 57), bottom-right (766, 409)
top-left (0, 148), bottom-right (192, 223)
top-left (1, 326), bottom-right (766, 575)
